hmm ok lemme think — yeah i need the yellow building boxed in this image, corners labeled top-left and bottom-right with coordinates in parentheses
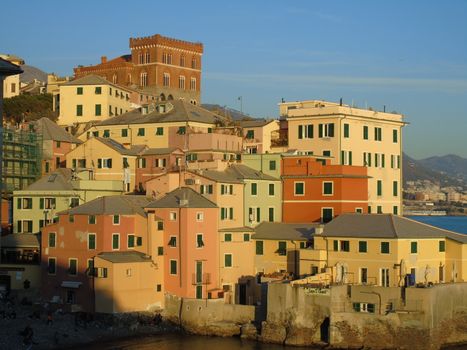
top-left (94, 251), bottom-right (163, 313)
top-left (65, 137), bottom-right (145, 192)
top-left (0, 54), bottom-right (23, 98)
top-left (299, 214), bottom-right (467, 286)
top-left (78, 99), bottom-right (227, 149)
top-left (281, 100), bottom-right (405, 215)
top-left (57, 75), bottom-right (134, 127)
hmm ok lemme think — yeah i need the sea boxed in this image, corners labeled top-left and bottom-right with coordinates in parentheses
top-left (408, 216), bottom-right (467, 234)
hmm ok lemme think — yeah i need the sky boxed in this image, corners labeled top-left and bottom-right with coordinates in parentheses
top-left (1, 0), bottom-right (466, 159)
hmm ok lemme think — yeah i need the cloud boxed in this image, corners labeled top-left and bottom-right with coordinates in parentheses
top-left (205, 72), bottom-right (467, 92)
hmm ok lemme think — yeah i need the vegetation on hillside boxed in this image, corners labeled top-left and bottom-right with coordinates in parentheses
top-left (2, 93), bottom-right (57, 123)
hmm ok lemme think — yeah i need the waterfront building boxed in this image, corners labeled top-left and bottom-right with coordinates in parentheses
top-left (65, 137), bottom-right (146, 192)
top-left (280, 100), bottom-right (405, 215)
top-left (13, 168), bottom-right (124, 234)
top-left (40, 195), bottom-right (152, 312)
top-left (73, 34), bottom-right (203, 104)
top-left (145, 187), bottom-right (221, 299)
top-left (28, 117), bottom-right (82, 175)
top-left (56, 75), bottom-right (135, 128)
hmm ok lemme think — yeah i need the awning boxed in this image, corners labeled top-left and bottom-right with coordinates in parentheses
top-left (61, 281), bottom-right (82, 289)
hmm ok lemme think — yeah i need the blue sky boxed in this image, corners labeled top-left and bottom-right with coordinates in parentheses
top-left (1, 0), bottom-right (466, 159)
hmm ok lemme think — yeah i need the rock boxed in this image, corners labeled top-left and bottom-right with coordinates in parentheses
top-left (260, 321), bottom-right (286, 344)
top-left (184, 321), bottom-right (241, 337)
top-left (240, 323), bottom-right (257, 340)
top-left (285, 326), bottom-right (316, 346)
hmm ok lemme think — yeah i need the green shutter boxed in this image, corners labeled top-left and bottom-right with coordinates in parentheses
top-left (377, 180), bottom-right (382, 196)
top-left (363, 126), bottom-right (368, 140)
top-left (359, 241), bottom-right (367, 253)
top-left (256, 241), bottom-right (264, 255)
top-left (381, 154), bottom-right (385, 168)
top-left (307, 124), bottom-right (313, 138)
top-left (40, 198), bottom-right (44, 209)
top-left (439, 241), bottom-right (445, 252)
top-left (349, 151), bottom-right (352, 165)
top-left (17, 198), bottom-right (21, 209)
top-left (225, 254), bottom-right (232, 267)
top-left (344, 123), bottom-right (349, 138)
top-left (318, 124), bottom-right (323, 138)
top-left (298, 125), bottom-right (303, 139)
top-left (333, 240), bottom-right (338, 251)
top-left (328, 123), bottom-right (334, 137)
top-left (411, 242), bottom-right (418, 254)
top-left (393, 181), bottom-right (398, 196)
top-left (393, 129), bottom-right (398, 143)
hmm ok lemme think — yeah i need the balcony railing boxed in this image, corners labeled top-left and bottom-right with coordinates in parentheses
top-left (192, 273), bottom-right (211, 285)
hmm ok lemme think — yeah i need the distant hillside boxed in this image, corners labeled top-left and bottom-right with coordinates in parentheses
top-left (20, 65), bottom-right (48, 84)
top-left (403, 153), bottom-right (465, 187)
top-left (418, 155), bottom-right (467, 182)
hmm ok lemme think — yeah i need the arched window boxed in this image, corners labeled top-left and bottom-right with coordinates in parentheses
top-left (191, 57), bottom-right (197, 69)
top-left (163, 73), bottom-right (170, 87)
top-left (140, 72), bottom-right (148, 87)
top-left (160, 93), bottom-right (166, 101)
top-left (112, 74), bottom-right (117, 84)
top-left (190, 77), bottom-right (196, 91)
top-left (180, 55), bottom-right (185, 67)
top-left (145, 51), bottom-right (150, 63)
top-left (162, 52), bottom-right (167, 64)
top-left (168, 95), bottom-right (174, 100)
top-left (127, 74), bottom-right (132, 85)
top-left (167, 53), bottom-right (172, 64)
top-left (179, 76), bottom-right (185, 90)
top-left (139, 52), bottom-right (144, 64)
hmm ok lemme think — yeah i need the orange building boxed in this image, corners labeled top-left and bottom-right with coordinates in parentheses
top-left (145, 187), bottom-right (221, 299)
top-left (282, 156), bottom-right (369, 223)
top-left (40, 196), bottom-right (151, 312)
top-left (74, 34), bottom-right (203, 104)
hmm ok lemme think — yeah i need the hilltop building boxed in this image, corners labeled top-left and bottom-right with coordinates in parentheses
top-left (74, 34), bottom-right (203, 105)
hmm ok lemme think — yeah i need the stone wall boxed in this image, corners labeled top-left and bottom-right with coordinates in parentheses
top-left (163, 294), bottom-right (255, 337)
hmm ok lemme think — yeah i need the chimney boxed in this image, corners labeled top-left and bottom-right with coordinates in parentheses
top-left (101, 56), bottom-right (107, 64)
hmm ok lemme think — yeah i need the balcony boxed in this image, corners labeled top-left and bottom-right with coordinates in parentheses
top-left (192, 272), bottom-right (211, 285)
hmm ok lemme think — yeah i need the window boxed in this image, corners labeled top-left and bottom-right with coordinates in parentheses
top-left (163, 73), bottom-right (170, 87)
top-left (179, 75), bottom-right (185, 89)
top-left (157, 246), bottom-right (164, 256)
top-left (343, 123), bottom-right (350, 138)
top-left (95, 86), bottom-right (101, 94)
top-left (196, 234), bottom-right (204, 248)
top-left (439, 241), bottom-right (445, 252)
top-left (374, 127), bottom-right (382, 141)
top-left (224, 233), bottom-right (232, 242)
top-left (137, 128), bottom-right (145, 136)
top-left (340, 150), bottom-right (353, 165)
top-left (17, 197), bottom-right (32, 209)
top-left (298, 124), bottom-right (314, 139)
top-left (322, 208), bottom-right (333, 223)
top-left (246, 130), bottom-right (255, 139)
top-left (138, 158), bottom-right (146, 168)
top-left (190, 77), bottom-right (196, 90)
top-left (48, 258), bottom-right (56, 275)
top-left (88, 215), bottom-right (96, 224)
top-left (377, 206), bottom-right (383, 214)
top-left (128, 234), bottom-right (135, 248)
top-left (168, 236), bottom-right (177, 247)
top-left (256, 241), bottom-right (264, 255)
top-left (136, 237), bottom-right (142, 246)
top-left (393, 129), bottom-right (398, 143)
top-left (323, 150), bottom-right (331, 157)
top-left (353, 302), bottom-right (375, 313)
top-left (95, 104), bottom-right (101, 116)
top-left (170, 212), bottom-right (177, 221)
top-left (140, 72), bottom-right (148, 87)
top-left (318, 123), bottom-right (334, 138)
top-left (157, 221), bottom-right (164, 231)
top-left (224, 254), bottom-right (232, 267)
top-left (170, 260), bottom-right (177, 275)
top-left (363, 152), bottom-right (372, 167)
top-left (411, 241), bottom-right (418, 254)
top-left (178, 126), bottom-right (186, 135)
top-left (377, 180), bottom-right (383, 196)
top-left (196, 212), bottom-right (204, 222)
top-left (112, 234), bottom-right (120, 250)
top-left (180, 55), bottom-right (185, 66)
top-left (340, 240), bottom-right (350, 252)
top-left (355, 208), bottom-right (363, 214)
top-left (381, 242), bottom-right (390, 254)
top-left (294, 182), bottom-right (305, 196)
top-left (368, 206), bottom-right (372, 214)
top-left (269, 160), bottom-right (276, 170)
top-left (40, 197), bottom-right (56, 210)
top-left (393, 181), bottom-right (398, 196)
top-left (268, 207), bottom-right (275, 222)
top-left (145, 51), bottom-right (150, 63)
top-left (360, 268), bottom-right (368, 284)
top-left (323, 182), bottom-right (333, 195)
top-left (363, 126), bottom-right (368, 140)
top-left (97, 158), bottom-right (112, 168)
top-left (269, 183), bottom-right (275, 196)
top-left (393, 206), bottom-right (398, 215)
top-left (77, 87), bottom-right (83, 95)
top-left (251, 183), bottom-right (257, 196)
top-left (278, 241), bottom-right (286, 256)
top-left (88, 233), bottom-right (96, 250)
top-left (69, 215), bottom-right (74, 223)
top-left (359, 241), bottom-right (367, 253)
top-left (155, 127), bottom-right (164, 136)
top-left (381, 268), bottom-right (390, 287)
top-left (48, 232), bottom-right (56, 248)
top-left (69, 259), bottom-right (78, 275)
top-left (103, 129), bottom-right (110, 138)
top-left (243, 233), bottom-right (250, 242)
top-left (86, 259), bottom-right (94, 277)
top-left (191, 57), bottom-right (197, 69)
top-left (76, 105), bottom-right (83, 116)
top-left (56, 141), bottom-right (61, 148)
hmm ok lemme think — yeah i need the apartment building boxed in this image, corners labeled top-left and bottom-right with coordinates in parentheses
top-left (57, 75), bottom-right (134, 127)
top-left (237, 119), bottom-right (280, 154)
top-left (40, 196), bottom-right (152, 312)
top-left (281, 100), bottom-right (405, 215)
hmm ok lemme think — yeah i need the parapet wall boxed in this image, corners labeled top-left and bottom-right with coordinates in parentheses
top-left (130, 34), bottom-right (203, 53)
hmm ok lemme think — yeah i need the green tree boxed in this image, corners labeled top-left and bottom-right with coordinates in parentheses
top-left (3, 93), bottom-right (57, 123)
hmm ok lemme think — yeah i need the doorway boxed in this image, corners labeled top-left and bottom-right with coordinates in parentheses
top-left (320, 317), bottom-right (330, 343)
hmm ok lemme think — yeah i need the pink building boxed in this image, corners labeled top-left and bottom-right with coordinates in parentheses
top-left (145, 187), bottom-right (221, 299)
top-left (40, 195), bottom-right (151, 312)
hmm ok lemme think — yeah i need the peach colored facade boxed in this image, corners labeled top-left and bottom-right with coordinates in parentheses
top-left (282, 156), bottom-right (369, 223)
top-left (148, 205), bottom-right (220, 299)
top-left (41, 211), bottom-right (149, 312)
top-left (242, 120), bottom-right (280, 154)
top-left (42, 140), bottom-right (75, 175)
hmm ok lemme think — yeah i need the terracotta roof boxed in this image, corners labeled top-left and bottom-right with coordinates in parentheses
top-left (146, 187), bottom-right (217, 209)
top-left (323, 214), bottom-right (467, 243)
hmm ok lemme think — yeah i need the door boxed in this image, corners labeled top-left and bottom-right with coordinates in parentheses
top-left (239, 283), bottom-right (247, 305)
top-left (361, 268), bottom-right (368, 284)
top-left (196, 285), bottom-right (202, 299)
top-left (439, 265), bottom-right (444, 283)
top-left (380, 268), bottom-right (390, 287)
top-left (322, 208), bottom-right (333, 223)
top-left (196, 261), bottom-right (202, 284)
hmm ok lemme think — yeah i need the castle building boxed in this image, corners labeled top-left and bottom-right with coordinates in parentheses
top-left (74, 34), bottom-right (203, 105)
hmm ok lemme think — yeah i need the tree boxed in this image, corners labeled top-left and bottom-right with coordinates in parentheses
top-left (3, 93), bottom-right (57, 123)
